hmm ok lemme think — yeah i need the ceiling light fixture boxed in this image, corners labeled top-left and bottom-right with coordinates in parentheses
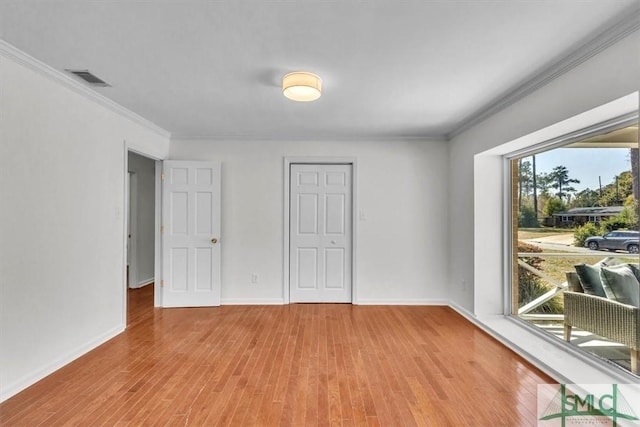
top-left (282, 72), bottom-right (322, 102)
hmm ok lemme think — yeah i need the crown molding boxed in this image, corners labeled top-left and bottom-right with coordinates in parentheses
top-left (0, 39), bottom-right (171, 140)
top-left (448, 7), bottom-right (640, 140)
top-left (170, 133), bottom-right (447, 143)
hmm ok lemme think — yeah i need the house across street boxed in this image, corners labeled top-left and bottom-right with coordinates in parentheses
top-left (549, 206), bottom-right (624, 228)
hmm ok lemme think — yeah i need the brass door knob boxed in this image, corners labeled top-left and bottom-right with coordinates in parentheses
top-left (211, 237), bottom-right (218, 244)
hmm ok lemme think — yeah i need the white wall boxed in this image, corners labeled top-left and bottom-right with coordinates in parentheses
top-left (0, 48), bottom-right (169, 401)
top-left (447, 31), bottom-right (639, 383)
top-left (127, 152), bottom-right (156, 287)
top-left (170, 139), bottom-right (449, 304)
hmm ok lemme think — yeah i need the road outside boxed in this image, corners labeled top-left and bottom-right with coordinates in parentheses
top-left (520, 232), bottom-right (593, 253)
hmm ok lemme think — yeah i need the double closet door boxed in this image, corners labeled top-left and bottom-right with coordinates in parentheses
top-left (290, 164), bottom-right (352, 303)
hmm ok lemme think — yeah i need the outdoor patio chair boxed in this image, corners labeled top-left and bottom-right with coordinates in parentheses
top-left (564, 270), bottom-right (640, 375)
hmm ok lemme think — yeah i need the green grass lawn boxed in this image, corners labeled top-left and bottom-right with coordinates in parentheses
top-left (537, 252), bottom-right (590, 284)
top-left (518, 227), bottom-right (569, 233)
top-left (518, 228), bottom-right (573, 240)
top-left (526, 248), bottom-right (637, 285)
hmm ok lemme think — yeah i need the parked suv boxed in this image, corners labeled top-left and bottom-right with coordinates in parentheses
top-left (584, 230), bottom-right (640, 253)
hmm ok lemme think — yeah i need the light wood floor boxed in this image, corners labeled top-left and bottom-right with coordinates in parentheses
top-left (1, 286), bottom-right (554, 426)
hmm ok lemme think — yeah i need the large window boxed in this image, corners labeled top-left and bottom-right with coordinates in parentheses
top-left (511, 123), bottom-right (639, 375)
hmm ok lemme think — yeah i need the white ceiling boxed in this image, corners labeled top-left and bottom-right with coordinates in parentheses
top-left (1, 1), bottom-right (638, 140)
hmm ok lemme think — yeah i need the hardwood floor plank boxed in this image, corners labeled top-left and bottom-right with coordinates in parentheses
top-left (0, 288), bottom-right (557, 425)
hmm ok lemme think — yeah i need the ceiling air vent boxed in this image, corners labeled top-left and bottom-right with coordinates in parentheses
top-left (65, 69), bottom-right (111, 87)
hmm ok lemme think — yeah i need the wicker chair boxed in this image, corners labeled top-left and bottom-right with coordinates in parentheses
top-left (564, 271), bottom-right (640, 374)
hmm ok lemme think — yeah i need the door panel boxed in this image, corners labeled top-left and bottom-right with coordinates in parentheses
top-left (290, 164), bottom-right (352, 303)
top-left (299, 171), bottom-right (319, 186)
top-left (325, 248), bottom-right (345, 289)
top-left (162, 161), bottom-right (221, 307)
top-left (326, 171), bottom-right (346, 186)
top-left (297, 248), bottom-right (318, 289)
top-left (298, 194), bottom-right (318, 234)
top-left (195, 192), bottom-right (213, 234)
top-left (325, 194), bottom-right (345, 234)
top-left (170, 192), bottom-right (188, 234)
top-left (170, 248), bottom-right (188, 291)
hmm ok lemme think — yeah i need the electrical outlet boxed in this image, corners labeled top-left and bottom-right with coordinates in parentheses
top-left (251, 273), bottom-right (259, 284)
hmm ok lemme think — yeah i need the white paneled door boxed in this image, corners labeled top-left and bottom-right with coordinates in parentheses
top-left (290, 164), bottom-right (352, 303)
top-left (162, 161), bottom-right (221, 307)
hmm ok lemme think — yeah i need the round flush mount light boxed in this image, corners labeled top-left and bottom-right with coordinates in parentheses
top-left (282, 71), bottom-right (322, 102)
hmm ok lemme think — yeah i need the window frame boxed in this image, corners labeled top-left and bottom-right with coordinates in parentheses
top-left (472, 93), bottom-right (638, 385)
top-left (504, 114), bottom-right (638, 318)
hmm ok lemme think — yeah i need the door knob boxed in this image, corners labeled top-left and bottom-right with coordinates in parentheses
top-left (211, 237), bottom-right (218, 244)
top-left (331, 240), bottom-right (336, 244)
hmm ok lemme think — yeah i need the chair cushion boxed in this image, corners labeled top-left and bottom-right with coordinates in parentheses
top-left (599, 263), bottom-right (635, 299)
top-left (574, 263), bottom-right (606, 297)
top-left (628, 264), bottom-right (640, 282)
top-left (600, 264), bottom-right (640, 307)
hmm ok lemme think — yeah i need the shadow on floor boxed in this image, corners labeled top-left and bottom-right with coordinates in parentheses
top-left (536, 323), bottom-right (632, 372)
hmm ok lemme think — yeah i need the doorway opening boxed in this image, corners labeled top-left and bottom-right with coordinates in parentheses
top-left (127, 151), bottom-right (157, 325)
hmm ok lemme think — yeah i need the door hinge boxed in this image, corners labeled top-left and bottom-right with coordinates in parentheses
top-left (161, 225), bottom-right (165, 234)
top-left (160, 280), bottom-right (165, 288)
top-left (161, 172), bottom-right (165, 181)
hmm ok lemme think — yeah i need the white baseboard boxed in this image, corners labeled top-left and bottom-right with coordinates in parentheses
top-left (130, 277), bottom-right (154, 289)
top-left (222, 298), bottom-right (449, 306)
top-left (447, 300), bottom-right (477, 320)
top-left (356, 298), bottom-right (449, 305)
top-left (221, 298), bottom-right (285, 305)
top-left (0, 324), bottom-right (125, 403)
